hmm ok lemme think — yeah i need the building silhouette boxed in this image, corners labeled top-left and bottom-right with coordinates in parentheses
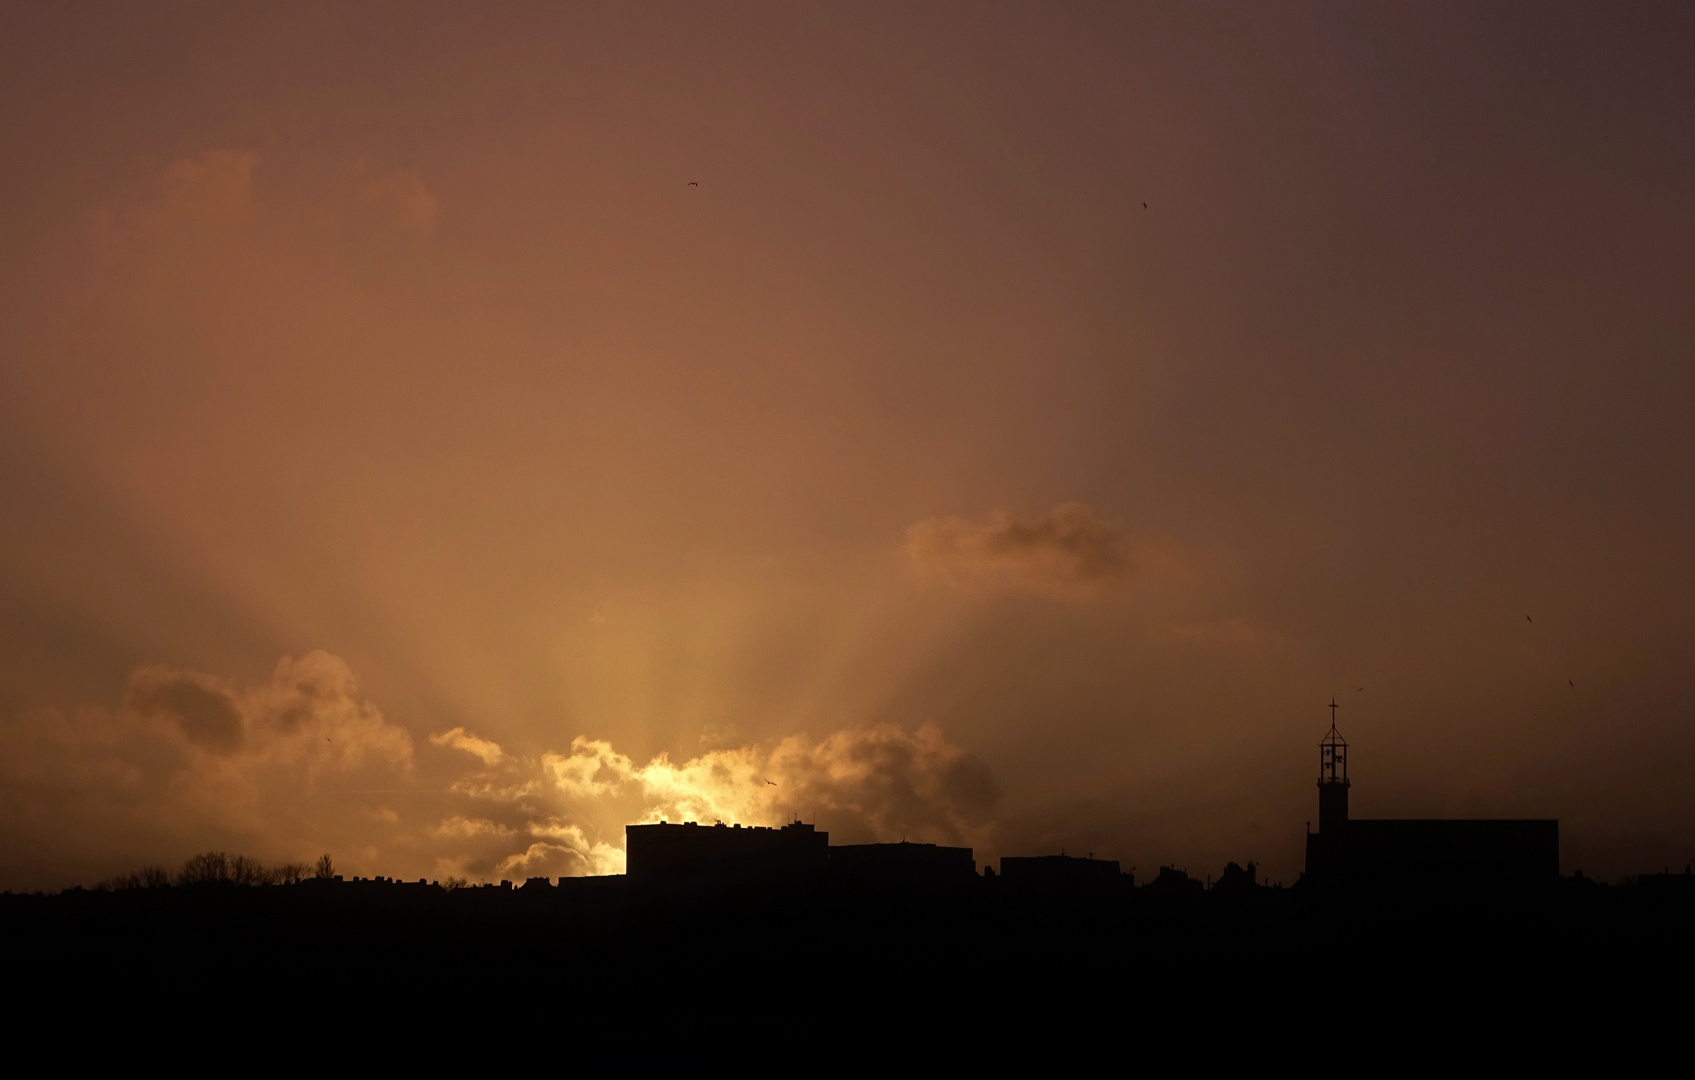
top-left (1001, 854), bottom-right (1122, 886)
top-left (596, 709), bottom-right (1563, 894)
top-left (829, 841), bottom-right (975, 883)
top-left (1139, 865), bottom-right (1203, 896)
top-left (625, 820), bottom-right (828, 880)
top-left (1303, 701), bottom-right (1558, 886)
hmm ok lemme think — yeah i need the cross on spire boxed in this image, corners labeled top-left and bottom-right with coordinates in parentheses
top-left (1319, 701), bottom-right (1349, 786)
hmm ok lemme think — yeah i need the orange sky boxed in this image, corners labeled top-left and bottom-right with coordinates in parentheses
top-left (2, 3), bottom-right (1693, 889)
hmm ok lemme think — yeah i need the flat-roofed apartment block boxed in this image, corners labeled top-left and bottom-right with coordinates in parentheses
top-left (625, 820), bottom-right (829, 880)
top-left (829, 841), bottom-right (976, 884)
top-left (1000, 854), bottom-right (1122, 886)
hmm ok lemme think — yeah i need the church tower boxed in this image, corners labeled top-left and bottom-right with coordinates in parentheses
top-left (1318, 698), bottom-right (1349, 834)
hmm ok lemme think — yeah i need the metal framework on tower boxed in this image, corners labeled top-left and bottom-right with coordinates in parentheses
top-left (1316, 698), bottom-right (1350, 835)
top-left (1320, 698), bottom-right (1348, 785)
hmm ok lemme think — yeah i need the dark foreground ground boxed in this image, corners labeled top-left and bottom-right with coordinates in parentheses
top-left (7, 871), bottom-right (1694, 1033)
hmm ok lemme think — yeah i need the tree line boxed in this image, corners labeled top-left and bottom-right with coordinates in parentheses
top-left (97, 852), bottom-right (336, 890)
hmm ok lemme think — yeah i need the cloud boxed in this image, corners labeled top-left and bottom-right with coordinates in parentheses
top-left (525, 819), bottom-right (626, 874)
top-left (125, 668), bottom-right (245, 753)
top-left (907, 502), bottom-right (1130, 596)
top-left (531, 723), bottom-right (1000, 847)
top-left (497, 827), bottom-right (625, 879)
top-left (358, 167), bottom-right (440, 233)
top-left (233, 652), bottom-right (415, 771)
top-left (115, 651), bottom-right (414, 776)
top-left (768, 724), bottom-right (1002, 844)
top-left (0, 652), bottom-right (997, 888)
top-left (430, 815), bottom-right (513, 841)
top-left (0, 652), bottom-right (414, 886)
top-left (411, 721), bottom-right (1000, 879)
top-left (86, 150), bottom-right (438, 250)
top-left (133, 149), bottom-right (258, 234)
top-left (430, 726), bottom-right (505, 766)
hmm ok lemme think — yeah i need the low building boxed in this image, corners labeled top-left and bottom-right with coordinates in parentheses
top-left (829, 841), bottom-right (975, 883)
top-left (625, 819), bottom-right (829, 880)
top-left (1000, 854), bottom-right (1121, 886)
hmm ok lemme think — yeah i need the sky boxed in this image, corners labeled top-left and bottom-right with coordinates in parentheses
top-left (2, 2), bottom-right (1693, 889)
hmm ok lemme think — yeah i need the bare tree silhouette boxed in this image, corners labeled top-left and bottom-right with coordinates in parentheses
top-left (96, 864), bottom-right (175, 891)
top-left (140, 865), bottom-right (172, 888)
top-left (228, 855), bottom-right (266, 886)
top-left (103, 854), bottom-right (315, 889)
top-left (179, 851), bottom-right (232, 885)
top-left (269, 862), bottom-right (309, 885)
top-left (313, 854), bottom-right (335, 881)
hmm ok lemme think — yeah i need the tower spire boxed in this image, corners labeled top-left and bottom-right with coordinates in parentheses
top-left (1317, 702), bottom-right (1349, 834)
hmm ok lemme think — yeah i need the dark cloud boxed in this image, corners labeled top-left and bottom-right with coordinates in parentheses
top-left (907, 503), bottom-right (1130, 596)
top-left (767, 725), bottom-right (1001, 845)
top-left (125, 668), bottom-right (244, 753)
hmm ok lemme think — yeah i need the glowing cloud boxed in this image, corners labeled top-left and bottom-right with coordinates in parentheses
top-left (414, 722), bottom-right (1000, 878)
top-left (0, 652), bottom-right (997, 888)
top-left (534, 724), bottom-right (1000, 846)
top-left (430, 815), bottom-right (513, 841)
top-left (430, 727), bottom-right (505, 767)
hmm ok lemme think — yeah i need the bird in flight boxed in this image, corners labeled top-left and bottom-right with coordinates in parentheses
top-left (1526, 615), bottom-right (1533, 623)
top-left (1142, 202), bottom-right (1147, 209)
top-left (1569, 680), bottom-right (1575, 688)
top-left (765, 779), bottom-right (777, 786)
top-left (1356, 687), bottom-right (1364, 692)
top-left (688, 181), bottom-right (699, 187)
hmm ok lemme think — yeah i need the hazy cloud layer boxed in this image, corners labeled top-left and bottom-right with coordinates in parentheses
top-left (357, 166), bottom-right (440, 234)
top-left (1157, 616), bottom-right (1275, 652)
top-left (5, 7), bottom-right (1695, 887)
top-left (123, 149), bottom-right (257, 234)
top-left (84, 147), bottom-right (438, 253)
